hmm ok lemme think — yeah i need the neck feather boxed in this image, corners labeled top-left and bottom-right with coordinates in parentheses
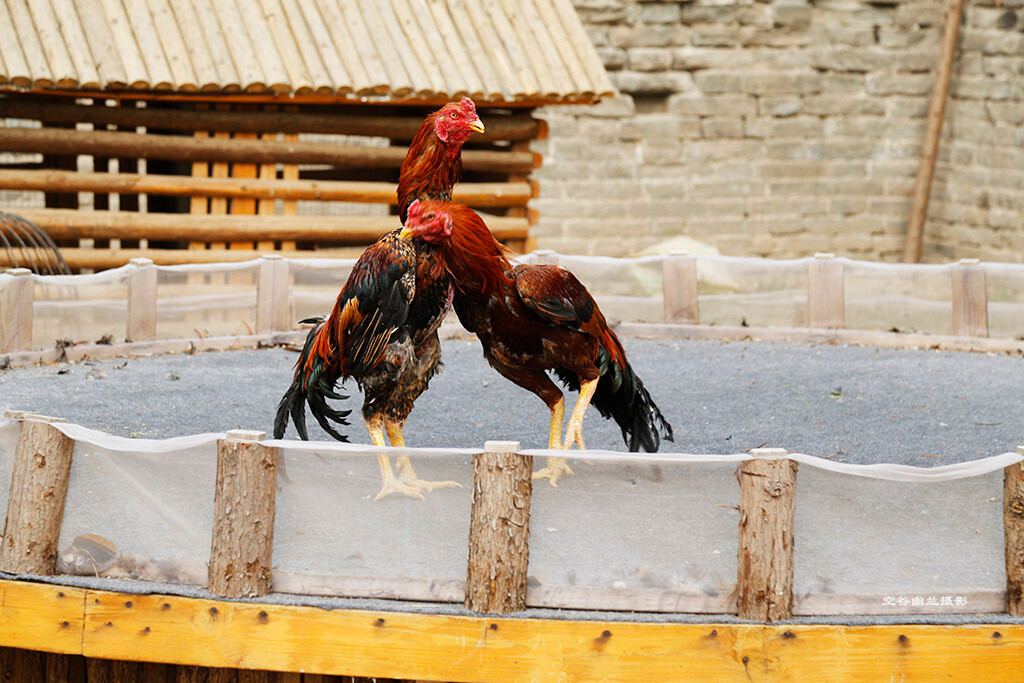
top-left (437, 206), bottom-right (510, 295)
top-left (398, 115), bottom-right (463, 222)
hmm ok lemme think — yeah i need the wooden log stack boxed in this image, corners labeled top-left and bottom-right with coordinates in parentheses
top-left (0, 97), bottom-right (546, 270)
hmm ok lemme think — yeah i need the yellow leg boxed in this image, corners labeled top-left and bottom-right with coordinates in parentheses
top-left (387, 421), bottom-right (461, 494)
top-left (369, 417), bottom-right (424, 501)
top-left (532, 396), bottom-right (575, 487)
top-left (563, 378), bottom-right (598, 450)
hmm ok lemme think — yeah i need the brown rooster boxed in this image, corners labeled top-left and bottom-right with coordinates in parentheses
top-left (401, 200), bottom-right (674, 486)
top-left (274, 99), bottom-right (484, 500)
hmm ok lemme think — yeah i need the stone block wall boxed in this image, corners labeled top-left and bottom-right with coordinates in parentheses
top-left (531, 0), bottom-right (1024, 262)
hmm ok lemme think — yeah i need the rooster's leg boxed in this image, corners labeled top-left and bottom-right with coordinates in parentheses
top-left (532, 396), bottom-right (575, 487)
top-left (387, 420), bottom-right (462, 494)
top-left (562, 377), bottom-right (599, 450)
top-left (368, 416), bottom-right (425, 501)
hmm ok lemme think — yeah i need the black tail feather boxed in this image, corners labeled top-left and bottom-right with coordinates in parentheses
top-left (554, 341), bottom-right (673, 453)
top-left (273, 319), bottom-right (351, 442)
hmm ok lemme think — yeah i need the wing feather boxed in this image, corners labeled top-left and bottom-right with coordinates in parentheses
top-left (514, 264), bottom-right (598, 331)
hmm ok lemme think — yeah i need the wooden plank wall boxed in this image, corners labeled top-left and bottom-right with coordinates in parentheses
top-left (0, 95), bottom-right (542, 271)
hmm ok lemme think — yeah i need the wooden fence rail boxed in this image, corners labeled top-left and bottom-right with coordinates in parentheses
top-left (1, 413), bottom-right (1021, 621)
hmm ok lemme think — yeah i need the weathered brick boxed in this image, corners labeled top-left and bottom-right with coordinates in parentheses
top-left (746, 116), bottom-right (823, 137)
top-left (811, 47), bottom-right (891, 72)
top-left (621, 113), bottom-right (701, 139)
top-left (877, 27), bottom-right (937, 48)
top-left (597, 46), bottom-right (628, 70)
top-left (578, 118), bottom-right (622, 141)
top-left (865, 72), bottom-right (934, 95)
top-left (693, 70), bottom-right (743, 94)
top-left (740, 71), bottom-right (823, 95)
top-left (803, 96), bottom-right (885, 115)
top-left (701, 116), bottom-right (745, 138)
top-left (610, 23), bottom-right (677, 47)
top-left (613, 70), bottom-right (694, 94)
top-left (639, 2), bottom-right (680, 23)
top-left (671, 47), bottom-right (755, 70)
top-left (627, 47), bottom-right (674, 71)
top-left (668, 93), bottom-right (758, 116)
top-left (758, 96), bottom-right (801, 117)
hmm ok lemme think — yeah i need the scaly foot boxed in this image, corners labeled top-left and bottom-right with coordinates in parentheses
top-left (373, 474), bottom-right (428, 501)
top-left (395, 456), bottom-right (462, 494)
top-left (532, 456), bottom-right (575, 487)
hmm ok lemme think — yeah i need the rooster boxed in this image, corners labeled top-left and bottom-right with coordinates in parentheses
top-left (274, 99), bottom-right (484, 500)
top-left (401, 200), bottom-right (673, 486)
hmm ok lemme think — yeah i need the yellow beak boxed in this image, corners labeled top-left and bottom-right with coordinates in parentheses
top-left (399, 226), bottom-right (413, 240)
top-left (469, 119), bottom-right (485, 134)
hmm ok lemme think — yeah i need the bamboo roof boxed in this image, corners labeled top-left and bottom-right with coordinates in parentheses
top-left (0, 0), bottom-right (615, 104)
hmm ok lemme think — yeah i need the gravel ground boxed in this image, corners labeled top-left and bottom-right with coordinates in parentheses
top-left (1, 337), bottom-right (1021, 465)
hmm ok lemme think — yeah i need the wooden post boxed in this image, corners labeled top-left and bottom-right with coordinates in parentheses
top-left (662, 250), bottom-right (699, 324)
top-left (807, 253), bottom-right (844, 329)
top-left (466, 440), bottom-right (532, 614)
top-left (208, 430), bottom-right (278, 598)
top-left (126, 257), bottom-right (157, 342)
top-left (256, 255), bottom-right (289, 334)
top-left (1005, 448), bottom-right (1024, 617)
top-left (737, 447), bottom-right (798, 622)
top-left (533, 249), bottom-right (557, 267)
top-left (952, 258), bottom-right (988, 338)
top-left (0, 268), bottom-right (34, 353)
top-left (0, 413), bottom-right (74, 575)
top-left (903, 0), bottom-right (965, 263)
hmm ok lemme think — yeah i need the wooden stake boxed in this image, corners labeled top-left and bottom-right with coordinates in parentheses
top-left (0, 414), bottom-right (74, 575)
top-left (534, 249), bottom-right (557, 266)
top-left (737, 447), bottom-right (798, 622)
top-left (0, 268), bottom-right (34, 353)
top-left (807, 253), bottom-right (844, 329)
top-left (903, 0), bottom-right (965, 263)
top-left (256, 255), bottom-right (289, 334)
top-left (662, 251), bottom-right (699, 324)
top-left (126, 257), bottom-right (157, 342)
top-left (208, 430), bottom-right (278, 598)
top-left (466, 440), bottom-right (531, 614)
top-left (952, 258), bottom-right (988, 338)
top-left (1005, 448), bottom-right (1024, 617)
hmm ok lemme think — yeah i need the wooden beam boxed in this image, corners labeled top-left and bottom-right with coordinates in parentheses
top-left (0, 578), bottom-right (1017, 680)
top-left (662, 251), bottom-right (699, 324)
top-left (952, 258), bottom-right (988, 338)
top-left (0, 127), bottom-right (538, 173)
top-left (807, 253), bottom-right (845, 329)
top-left (0, 169), bottom-right (533, 207)
top-left (0, 98), bottom-right (543, 142)
top-left (1006, 451), bottom-right (1024, 617)
top-left (736, 448), bottom-right (798, 622)
top-left (208, 430), bottom-right (278, 598)
top-left (5, 208), bottom-right (529, 244)
top-left (0, 415), bottom-right (74, 575)
top-left (256, 256), bottom-right (289, 334)
top-left (0, 268), bottom-right (33, 353)
top-left (465, 441), bottom-right (531, 614)
top-left (1, 247), bottom-right (368, 271)
top-left (903, 0), bottom-right (965, 263)
top-left (126, 257), bottom-right (156, 342)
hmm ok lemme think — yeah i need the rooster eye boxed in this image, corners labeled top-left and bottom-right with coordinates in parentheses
top-left (426, 213), bottom-right (435, 220)
top-left (450, 112), bottom-right (458, 119)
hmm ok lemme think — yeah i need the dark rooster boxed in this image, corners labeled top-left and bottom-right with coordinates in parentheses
top-left (401, 200), bottom-right (673, 486)
top-left (274, 99), bottom-right (484, 500)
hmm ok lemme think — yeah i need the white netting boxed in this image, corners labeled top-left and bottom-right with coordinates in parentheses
top-left (155, 262), bottom-right (259, 339)
top-left (842, 259), bottom-right (954, 335)
top-left (695, 255), bottom-right (809, 327)
top-left (287, 258), bottom-right (355, 324)
top-left (31, 267), bottom-right (129, 348)
top-left (527, 456), bottom-right (739, 613)
top-left (272, 445), bottom-right (472, 601)
top-left (793, 466), bottom-right (1004, 615)
top-left (56, 438), bottom-right (216, 586)
top-left (985, 262), bottom-right (1024, 341)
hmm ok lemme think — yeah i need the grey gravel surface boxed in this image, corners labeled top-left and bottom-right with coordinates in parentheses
top-left (1, 337), bottom-right (1021, 464)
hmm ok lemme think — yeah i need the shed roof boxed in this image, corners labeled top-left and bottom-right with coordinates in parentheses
top-left (0, 0), bottom-right (615, 104)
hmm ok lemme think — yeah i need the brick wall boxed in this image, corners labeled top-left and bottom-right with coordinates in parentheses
top-left (532, 0), bottom-right (1024, 262)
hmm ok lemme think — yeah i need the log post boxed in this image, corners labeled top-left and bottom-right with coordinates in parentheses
top-left (952, 258), bottom-right (988, 338)
top-left (662, 250), bottom-right (699, 324)
top-left (1005, 447), bottom-right (1024, 617)
top-left (737, 447), bottom-right (798, 622)
top-left (0, 268), bottom-right (34, 353)
top-left (256, 255), bottom-right (290, 334)
top-left (208, 430), bottom-right (278, 598)
top-left (466, 440), bottom-right (532, 614)
top-left (0, 413), bottom-right (74, 575)
top-left (126, 257), bottom-right (157, 342)
top-left (807, 253), bottom-right (844, 329)
top-left (533, 249), bottom-right (557, 267)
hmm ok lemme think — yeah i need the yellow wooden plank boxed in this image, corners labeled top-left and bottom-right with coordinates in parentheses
top-left (0, 580), bottom-right (1019, 681)
top-left (0, 581), bottom-right (86, 655)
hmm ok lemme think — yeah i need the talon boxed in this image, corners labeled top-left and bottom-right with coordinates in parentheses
top-left (533, 457), bottom-right (574, 487)
top-left (399, 476), bottom-right (463, 494)
top-left (374, 476), bottom-right (427, 501)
